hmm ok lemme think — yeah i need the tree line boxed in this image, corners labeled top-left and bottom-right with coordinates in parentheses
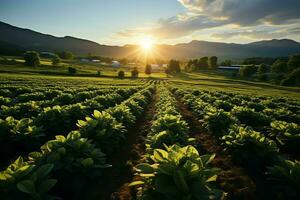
top-left (238, 55), bottom-right (300, 86)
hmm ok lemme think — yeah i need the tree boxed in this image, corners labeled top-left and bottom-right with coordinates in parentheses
top-left (97, 70), bottom-right (101, 76)
top-left (145, 64), bottom-right (152, 76)
top-left (220, 60), bottom-right (232, 67)
top-left (24, 51), bottom-right (40, 67)
top-left (131, 67), bottom-right (139, 78)
top-left (209, 56), bottom-right (218, 69)
top-left (58, 51), bottom-right (74, 59)
top-left (166, 60), bottom-right (181, 74)
top-left (239, 65), bottom-right (258, 77)
top-left (118, 70), bottom-right (125, 79)
top-left (271, 60), bottom-right (288, 73)
top-left (52, 55), bottom-right (61, 66)
top-left (257, 64), bottom-right (269, 81)
top-left (242, 57), bottom-right (288, 65)
top-left (257, 64), bottom-right (269, 74)
top-left (184, 59), bottom-right (197, 72)
top-left (198, 57), bottom-right (209, 69)
top-left (119, 58), bottom-right (128, 65)
top-left (281, 68), bottom-right (300, 86)
top-left (287, 54), bottom-right (300, 72)
top-left (68, 67), bottom-right (77, 74)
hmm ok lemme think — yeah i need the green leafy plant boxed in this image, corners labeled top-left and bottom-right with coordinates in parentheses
top-left (222, 126), bottom-right (280, 172)
top-left (130, 145), bottom-right (223, 200)
top-left (201, 107), bottom-right (235, 136)
top-left (16, 164), bottom-right (57, 200)
top-left (267, 159), bottom-right (300, 198)
top-left (270, 121), bottom-right (300, 153)
top-left (0, 116), bottom-right (43, 140)
top-left (107, 104), bottom-right (136, 129)
top-left (30, 131), bottom-right (110, 173)
top-left (146, 130), bottom-right (190, 152)
top-left (0, 157), bottom-right (57, 200)
top-left (34, 106), bottom-right (70, 136)
top-left (77, 110), bottom-right (125, 153)
top-left (151, 114), bottom-right (189, 136)
top-left (231, 106), bottom-right (271, 128)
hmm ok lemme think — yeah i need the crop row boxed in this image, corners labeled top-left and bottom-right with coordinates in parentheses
top-left (0, 86), bottom-right (143, 119)
top-left (171, 86), bottom-right (299, 198)
top-left (172, 87), bottom-right (300, 154)
top-left (130, 84), bottom-right (225, 200)
top-left (0, 86), bottom-right (144, 167)
top-left (0, 84), bottom-right (155, 199)
top-left (0, 76), bottom-right (147, 88)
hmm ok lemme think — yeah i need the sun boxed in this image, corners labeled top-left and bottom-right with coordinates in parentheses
top-left (140, 35), bottom-right (154, 51)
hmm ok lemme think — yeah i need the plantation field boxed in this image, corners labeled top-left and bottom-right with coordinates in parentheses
top-left (0, 57), bottom-right (167, 78)
top-left (0, 73), bottom-right (299, 200)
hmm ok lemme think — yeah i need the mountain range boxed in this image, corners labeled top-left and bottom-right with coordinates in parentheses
top-left (1, 21), bottom-right (300, 60)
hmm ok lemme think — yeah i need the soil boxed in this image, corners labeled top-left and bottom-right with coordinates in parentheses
top-left (85, 87), bottom-right (157, 200)
top-left (174, 95), bottom-right (258, 200)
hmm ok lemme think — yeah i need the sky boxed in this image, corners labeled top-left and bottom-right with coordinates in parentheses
top-left (1, 0), bottom-right (300, 45)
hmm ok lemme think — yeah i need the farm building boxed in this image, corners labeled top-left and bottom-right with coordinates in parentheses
top-left (218, 66), bottom-right (241, 71)
top-left (112, 61), bottom-right (121, 68)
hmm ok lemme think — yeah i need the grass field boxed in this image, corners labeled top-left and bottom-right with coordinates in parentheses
top-left (1, 59), bottom-right (298, 100)
top-left (0, 57), bottom-right (167, 78)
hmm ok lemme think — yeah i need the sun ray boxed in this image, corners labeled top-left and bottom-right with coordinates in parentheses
top-left (139, 35), bottom-right (154, 51)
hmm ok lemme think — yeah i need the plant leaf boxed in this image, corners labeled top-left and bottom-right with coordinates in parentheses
top-left (17, 180), bottom-right (35, 194)
top-left (38, 179), bottom-right (57, 194)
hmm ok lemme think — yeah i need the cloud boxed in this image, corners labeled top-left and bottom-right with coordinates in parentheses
top-left (115, 0), bottom-right (300, 43)
top-left (212, 30), bottom-right (287, 40)
top-left (177, 0), bottom-right (217, 11)
top-left (211, 25), bottom-right (300, 40)
top-left (286, 27), bottom-right (300, 35)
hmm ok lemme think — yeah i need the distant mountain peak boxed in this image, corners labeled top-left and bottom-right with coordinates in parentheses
top-left (0, 21), bottom-right (300, 59)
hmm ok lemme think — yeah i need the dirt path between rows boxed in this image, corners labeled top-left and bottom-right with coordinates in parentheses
top-left (86, 87), bottom-right (157, 200)
top-left (174, 95), bottom-right (258, 200)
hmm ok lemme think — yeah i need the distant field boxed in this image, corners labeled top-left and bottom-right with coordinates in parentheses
top-left (170, 72), bottom-right (300, 100)
top-left (0, 60), bottom-right (299, 100)
top-left (0, 56), bottom-right (167, 78)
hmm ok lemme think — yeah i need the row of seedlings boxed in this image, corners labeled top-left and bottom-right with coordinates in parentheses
top-left (172, 86), bottom-right (299, 199)
top-left (0, 84), bottom-right (155, 200)
top-left (129, 84), bottom-right (224, 200)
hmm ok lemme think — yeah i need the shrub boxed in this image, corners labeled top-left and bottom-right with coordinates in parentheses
top-left (68, 67), bottom-right (77, 74)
